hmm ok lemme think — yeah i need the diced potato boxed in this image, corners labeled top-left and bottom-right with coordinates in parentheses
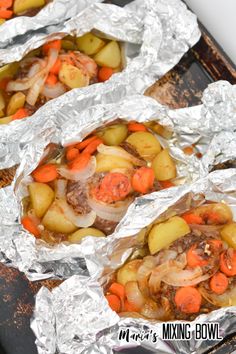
top-left (13, 0), bottom-right (45, 14)
top-left (62, 39), bottom-right (77, 51)
top-left (42, 200), bottom-right (78, 233)
top-left (117, 259), bottom-right (142, 286)
top-left (152, 148), bottom-right (176, 181)
top-left (0, 62), bottom-right (19, 81)
top-left (7, 92), bottom-right (26, 116)
top-left (148, 216), bottom-right (190, 255)
top-left (221, 223), bottom-right (236, 249)
top-left (77, 33), bottom-right (106, 55)
top-left (0, 116), bottom-right (12, 124)
top-left (0, 19), bottom-right (5, 25)
top-left (59, 63), bottom-right (88, 89)
top-left (29, 182), bottom-right (54, 218)
top-left (96, 153), bottom-right (133, 173)
top-left (96, 124), bottom-right (128, 146)
top-left (68, 227), bottom-right (105, 243)
top-left (94, 41), bottom-right (121, 69)
top-left (0, 92), bottom-right (5, 111)
top-left (126, 131), bottom-right (161, 160)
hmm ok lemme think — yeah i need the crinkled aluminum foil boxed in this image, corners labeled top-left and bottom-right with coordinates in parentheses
top-left (0, 0), bottom-right (200, 169)
top-left (31, 168), bottom-right (236, 354)
top-left (0, 0), bottom-right (102, 47)
top-left (0, 94), bottom-right (201, 281)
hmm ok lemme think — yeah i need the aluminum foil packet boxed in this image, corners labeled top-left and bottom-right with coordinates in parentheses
top-left (31, 168), bottom-right (236, 354)
top-left (0, 0), bottom-right (200, 169)
top-left (0, 0), bottom-right (103, 47)
top-left (0, 93), bottom-right (202, 281)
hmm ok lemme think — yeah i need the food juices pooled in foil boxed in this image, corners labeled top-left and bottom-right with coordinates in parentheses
top-left (21, 120), bottom-right (178, 244)
top-left (104, 202), bottom-right (236, 321)
top-left (0, 34), bottom-right (122, 124)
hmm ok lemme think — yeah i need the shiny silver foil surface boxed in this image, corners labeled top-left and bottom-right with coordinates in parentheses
top-left (31, 168), bottom-right (236, 354)
top-left (0, 93), bottom-right (201, 281)
top-left (0, 0), bottom-right (200, 169)
top-left (0, 0), bottom-right (102, 47)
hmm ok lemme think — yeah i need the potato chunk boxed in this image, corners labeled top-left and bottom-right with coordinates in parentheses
top-left (77, 33), bottom-right (105, 55)
top-left (0, 116), bottom-right (12, 124)
top-left (148, 216), bottom-right (190, 255)
top-left (42, 200), bottom-right (78, 233)
top-left (0, 62), bottom-right (19, 81)
top-left (94, 41), bottom-right (121, 68)
top-left (96, 124), bottom-right (128, 146)
top-left (29, 182), bottom-right (54, 218)
top-left (13, 0), bottom-right (45, 14)
top-left (117, 260), bottom-right (142, 286)
top-left (221, 223), bottom-right (236, 249)
top-left (152, 148), bottom-right (176, 181)
top-left (96, 153), bottom-right (133, 173)
top-left (59, 63), bottom-right (88, 89)
top-left (68, 227), bottom-right (105, 243)
top-left (126, 131), bottom-right (161, 160)
top-left (7, 92), bottom-right (26, 116)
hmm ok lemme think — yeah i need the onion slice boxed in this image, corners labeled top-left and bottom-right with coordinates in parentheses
top-left (59, 198), bottom-right (96, 228)
top-left (58, 156), bottom-right (96, 181)
top-left (97, 144), bottom-right (145, 166)
top-left (162, 266), bottom-right (211, 287)
top-left (125, 281), bottom-right (145, 309)
top-left (199, 285), bottom-right (236, 307)
top-left (87, 195), bottom-right (133, 222)
top-left (55, 179), bottom-right (67, 199)
top-left (42, 82), bottom-right (66, 99)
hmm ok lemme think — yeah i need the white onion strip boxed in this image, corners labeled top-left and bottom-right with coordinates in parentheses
top-left (162, 266), bottom-right (210, 287)
top-left (42, 82), bottom-right (66, 99)
top-left (55, 179), bottom-right (67, 199)
top-left (59, 199), bottom-right (96, 228)
top-left (58, 156), bottom-right (96, 181)
top-left (97, 144), bottom-right (145, 166)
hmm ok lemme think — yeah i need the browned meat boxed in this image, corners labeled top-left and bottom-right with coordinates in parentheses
top-left (120, 142), bottom-right (146, 163)
top-left (66, 181), bottom-right (91, 214)
top-left (93, 216), bottom-right (118, 235)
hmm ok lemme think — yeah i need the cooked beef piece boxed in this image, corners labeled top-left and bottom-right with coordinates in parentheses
top-left (93, 216), bottom-right (118, 235)
top-left (211, 159), bottom-right (236, 172)
top-left (66, 181), bottom-right (91, 214)
top-left (120, 142), bottom-right (146, 163)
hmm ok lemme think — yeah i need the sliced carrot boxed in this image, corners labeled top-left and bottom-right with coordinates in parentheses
top-left (128, 122), bottom-right (147, 132)
top-left (105, 294), bottom-right (121, 313)
top-left (43, 39), bottom-right (61, 55)
top-left (0, 77), bottom-right (10, 89)
top-left (66, 146), bottom-right (79, 161)
top-left (182, 213), bottom-right (204, 225)
top-left (32, 163), bottom-right (58, 183)
top-left (131, 167), bottom-right (155, 194)
top-left (12, 108), bottom-right (28, 120)
top-left (210, 272), bottom-right (228, 295)
top-left (220, 249), bottom-right (236, 277)
top-left (183, 146), bottom-right (194, 155)
top-left (186, 244), bottom-right (208, 268)
top-left (50, 58), bottom-right (61, 75)
top-left (69, 152), bottom-right (91, 171)
top-left (93, 172), bottom-right (131, 203)
top-left (203, 212), bottom-right (221, 224)
top-left (108, 282), bottom-right (125, 302)
top-left (45, 73), bottom-right (58, 86)
top-left (98, 67), bottom-right (113, 82)
top-left (159, 180), bottom-right (175, 189)
top-left (76, 136), bottom-right (97, 150)
top-left (174, 286), bottom-right (202, 314)
top-left (124, 299), bottom-right (140, 312)
top-left (83, 137), bottom-right (103, 155)
top-left (21, 216), bottom-right (40, 237)
top-left (0, 9), bottom-right (13, 19)
top-left (0, 0), bottom-right (12, 8)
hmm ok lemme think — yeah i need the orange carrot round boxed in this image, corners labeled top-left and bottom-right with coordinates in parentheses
top-left (174, 286), bottom-right (202, 314)
top-left (131, 167), bottom-right (155, 194)
top-left (32, 163), bottom-right (58, 183)
top-left (76, 136), bottom-right (97, 150)
top-left (105, 294), bottom-right (121, 313)
top-left (12, 108), bottom-right (28, 120)
top-left (21, 216), bottom-right (40, 237)
top-left (50, 58), bottom-right (61, 75)
top-left (69, 152), bottom-right (91, 171)
top-left (46, 73), bottom-right (58, 86)
top-left (182, 213), bottom-right (204, 225)
top-left (94, 172), bottom-right (131, 203)
top-left (98, 67), bottom-right (113, 82)
top-left (83, 137), bottom-right (103, 155)
top-left (210, 272), bottom-right (228, 295)
top-left (0, 9), bottom-right (13, 19)
top-left (128, 122), bottom-right (147, 132)
top-left (66, 146), bottom-right (79, 161)
top-left (43, 40), bottom-right (61, 55)
top-left (108, 282), bottom-right (125, 302)
top-left (0, 0), bottom-right (12, 8)
top-left (220, 250), bottom-right (236, 277)
top-left (186, 244), bottom-right (208, 268)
